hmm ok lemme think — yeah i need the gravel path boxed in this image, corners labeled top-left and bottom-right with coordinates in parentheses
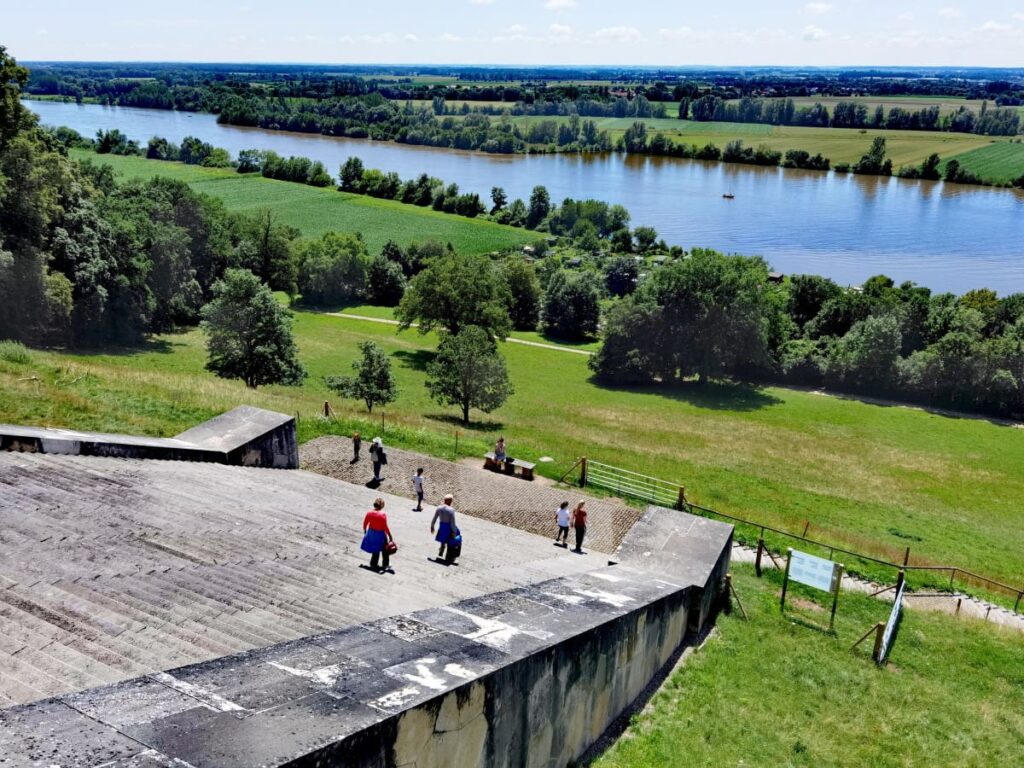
top-left (300, 436), bottom-right (643, 555)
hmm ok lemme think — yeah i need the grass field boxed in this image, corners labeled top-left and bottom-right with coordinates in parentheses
top-left (70, 150), bottom-right (534, 256)
top-left (504, 115), bottom-right (1017, 170)
top-left (939, 142), bottom-right (1024, 184)
top-left (592, 564), bottom-right (1024, 768)
top-left (4, 307), bottom-right (1024, 594)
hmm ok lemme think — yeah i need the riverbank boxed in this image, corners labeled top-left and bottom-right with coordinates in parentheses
top-left (28, 96), bottom-right (1024, 187)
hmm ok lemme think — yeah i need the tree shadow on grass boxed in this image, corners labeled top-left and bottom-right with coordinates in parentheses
top-left (589, 376), bottom-right (782, 412)
top-left (63, 337), bottom-right (178, 358)
top-left (392, 349), bottom-right (436, 373)
top-left (426, 413), bottom-right (505, 433)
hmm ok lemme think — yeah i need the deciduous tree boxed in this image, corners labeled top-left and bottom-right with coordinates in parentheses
top-left (426, 326), bottom-right (513, 424)
top-left (326, 341), bottom-right (398, 412)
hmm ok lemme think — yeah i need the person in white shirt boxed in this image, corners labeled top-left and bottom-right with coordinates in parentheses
top-left (412, 468), bottom-right (425, 511)
top-left (554, 501), bottom-right (570, 547)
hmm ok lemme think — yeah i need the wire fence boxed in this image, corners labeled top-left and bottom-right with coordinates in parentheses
top-left (563, 456), bottom-right (1024, 615)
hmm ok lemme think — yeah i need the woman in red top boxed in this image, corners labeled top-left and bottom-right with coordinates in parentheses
top-left (361, 497), bottom-right (395, 572)
top-left (571, 500), bottom-right (588, 554)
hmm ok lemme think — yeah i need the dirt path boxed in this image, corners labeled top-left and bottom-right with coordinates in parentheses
top-left (327, 313), bottom-right (594, 356)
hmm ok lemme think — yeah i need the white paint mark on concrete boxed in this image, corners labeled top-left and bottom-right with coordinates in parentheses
top-left (441, 607), bottom-right (522, 651)
top-left (572, 589), bottom-right (635, 608)
top-left (151, 672), bottom-right (246, 713)
top-left (371, 685), bottom-right (421, 711)
top-left (403, 658), bottom-right (448, 691)
top-left (267, 661), bottom-right (349, 686)
top-left (444, 663), bottom-right (476, 680)
top-left (542, 592), bottom-right (586, 605)
top-left (590, 572), bottom-right (623, 583)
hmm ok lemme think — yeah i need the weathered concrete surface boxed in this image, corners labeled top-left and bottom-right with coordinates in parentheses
top-left (0, 406), bottom-right (298, 468)
top-left (0, 452), bottom-right (602, 709)
top-left (302, 437), bottom-right (644, 554)
top-left (0, 565), bottom-right (707, 767)
top-left (615, 505), bottom-right (734, 630)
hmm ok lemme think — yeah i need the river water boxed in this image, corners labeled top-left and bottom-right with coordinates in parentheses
top-left (26, 100), bottom-right (1024, 294)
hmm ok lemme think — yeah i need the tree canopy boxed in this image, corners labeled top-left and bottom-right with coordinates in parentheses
top-left (426, 326), bottom-right (513, 424)
top-left (200, 269), bottom-right (306, 388)
top-left (396, 252), bottom-right (512, 339)
top-left (326, 340), bottom-right (398, 413)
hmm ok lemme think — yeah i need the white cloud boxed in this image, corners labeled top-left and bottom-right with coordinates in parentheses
top-left (549, 23), bottom-right (573, 36)
top-left (439, 32), bottom-right (463, 42)
top-left (802, 24), bottom-right (827, 41)
top-left (803, 2), bottom-right (833, 14)
top-left (896, 11), bottom-right (914, 22)
top-left (506, 23), bottom-right (528, 34)
top-left (469, 0), bottom-right (494, 4)
top-left (658, 26), bottom-right (696, 41)
top-left (545, 0), bottom-right (577, 9)
top-left (1015, 12), bottom-right (1024, 21)
top-left (404, 33), bottom-right (419, 42)
top-left (937, 7), bottom-right (960, 19)
top-left (975, 20), bottom-right (1011, 32)
top-left (594, 26), bottom-right (643, 43)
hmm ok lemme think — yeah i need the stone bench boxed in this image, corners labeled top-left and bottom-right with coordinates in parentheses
top-left (484, 452), bottom-right (536, 481)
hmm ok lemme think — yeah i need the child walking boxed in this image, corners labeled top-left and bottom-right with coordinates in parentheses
top-left (412, 468), bottom-right (425, 511)
top-left (554, 501), bottom-right (570, 547)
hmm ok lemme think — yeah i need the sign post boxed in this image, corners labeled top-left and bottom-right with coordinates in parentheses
top-left (781, 549), bottom-right (844, 632)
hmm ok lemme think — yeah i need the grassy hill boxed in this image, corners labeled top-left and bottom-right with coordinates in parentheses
top-left (70, 150), bottom-right (535, 256)
top-left (4, 306), bottom-right (1024, 594)
top-left (593, 565), bottom-right (1024, 768)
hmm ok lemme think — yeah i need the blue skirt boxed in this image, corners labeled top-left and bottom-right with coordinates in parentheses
top-left (435, 522), bottom-right (452, 543)
top-left (361, 528), bottom-right (387, 554)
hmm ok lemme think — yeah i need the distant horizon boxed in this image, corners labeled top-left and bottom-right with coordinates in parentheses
top-left (6, 1), bottom-right (1024, 68)
top-left (18, 60), bottom-right (1024, 73)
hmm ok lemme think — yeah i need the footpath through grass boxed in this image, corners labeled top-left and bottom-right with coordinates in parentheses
top-left (591, 565), bottom-right (1024, 768)
top-left (70, 150), bottom-right (534, 256)
top-left (4, 309), bottom-right (1024, 594)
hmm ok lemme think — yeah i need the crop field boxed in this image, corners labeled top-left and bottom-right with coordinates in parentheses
top-left (70, 150), bottom-right (534, 255)
top-left (774, 94), bottom-right (997, 116)
top-left (939, 141), bottom-right (1024, 183)
top-left (593, 565), bottom-right (1024, 768)
top-left (5, 307), bottom-right (1024, 593)
top-left (504, 115), bottom-right (1005, 168)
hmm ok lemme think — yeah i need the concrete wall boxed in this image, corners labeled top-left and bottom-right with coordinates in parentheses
top-left (391, 588), bottom-right (691, 768)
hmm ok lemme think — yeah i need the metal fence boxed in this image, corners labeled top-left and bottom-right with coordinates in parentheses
top-left (582, 459), bottom-right (685, 509)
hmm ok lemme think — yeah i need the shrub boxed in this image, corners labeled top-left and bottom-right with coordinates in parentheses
top-left (0, 340), bottom-right (31, 364)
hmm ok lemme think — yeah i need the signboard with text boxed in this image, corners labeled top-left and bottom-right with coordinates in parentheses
top-left (789, 550), bottom-right (842, 593)
top-left (781, 548), bottom-right (844, 631)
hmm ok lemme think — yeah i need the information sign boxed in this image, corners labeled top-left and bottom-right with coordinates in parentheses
top-left (789, 550), bottom-right (841, 592)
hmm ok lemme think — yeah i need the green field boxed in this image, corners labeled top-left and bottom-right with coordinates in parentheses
top-left (5, 306), bottom-right (1024, 593)
top-left (592, 565), bottom-right (1024, 768)
top-left (70, 150), bottom-right (534, 255)
top-left (504, 115), bottom-right (1017, 170)
top-left (939, 142), bottom-right (1024, 184)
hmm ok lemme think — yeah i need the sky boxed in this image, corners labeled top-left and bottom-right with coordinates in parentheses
top-left (6, 1), bottom-right (1024, 68)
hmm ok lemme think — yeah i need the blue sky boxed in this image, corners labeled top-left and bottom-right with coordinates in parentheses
top-left (7, 1), bottom-right (1024, 67)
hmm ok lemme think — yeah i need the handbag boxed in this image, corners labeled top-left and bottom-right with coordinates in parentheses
top-left (379, 450), bottom-right (388, 466)
top-left (385, 540), bottom-right (398, 555)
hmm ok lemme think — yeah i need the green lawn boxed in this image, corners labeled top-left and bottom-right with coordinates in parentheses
top-left (70, 150), bottom-right (534, 256)
top-left (5, 309), bottom-right (1024, 594)
top-left (592, 565), bottom-right (1024, 768)
top-left (505, 116), bottom-right (1007, 172)
top-left (942, 142), bottom-right (1024, 184)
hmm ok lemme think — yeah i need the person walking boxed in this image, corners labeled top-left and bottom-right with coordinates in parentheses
top-left (351, 432), bottom-right (361, 464)
top-left (554, 501), bottom-right (570, 547)
top-left (361, 497), bottom-right (395, 572)
top-left (369, 437), bottom-right (386, 483)
top-left (571, 500), bottom-right (588, 554)
top-left (430, 494), bottom-right (458, 561)
top-left (412, 468), bottom-right (425, 511)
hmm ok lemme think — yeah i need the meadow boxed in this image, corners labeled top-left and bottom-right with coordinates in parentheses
top-left (4, 307), bottom-right (1024, 595)
top-left (592, 564), bottom-right (1024, 768)
top-left (70, 150), bottom-right (535, 255)
top-left (503, 115), bottom-right (1020, 172)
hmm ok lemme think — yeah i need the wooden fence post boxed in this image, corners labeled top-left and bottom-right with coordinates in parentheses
top-left (579, 457), bottom-right (588, 488)
top-left (802, 520), bottom-right (810, 537)
top-left (676, 485), bottom-right (687, 510)
top-left (871, 622), bottom-right (885, 663)
top-left (903, 547), bottom-right (911, 566)
top-left (755, 538), bottom-right (765, 577)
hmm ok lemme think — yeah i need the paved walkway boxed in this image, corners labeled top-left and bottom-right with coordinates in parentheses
top-left (326, 313), bottom-right (594, 356)
top-left (300, 437), bottom-right (643, 555)
top-left (730, 543), bottom-right (1024, 633)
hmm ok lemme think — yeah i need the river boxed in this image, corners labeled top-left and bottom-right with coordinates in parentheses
top-left (26, 99), bottom-right (1024, 294)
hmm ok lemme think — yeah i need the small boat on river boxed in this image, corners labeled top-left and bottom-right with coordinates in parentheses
top-left (722, 192), bottom-right (735, 199)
